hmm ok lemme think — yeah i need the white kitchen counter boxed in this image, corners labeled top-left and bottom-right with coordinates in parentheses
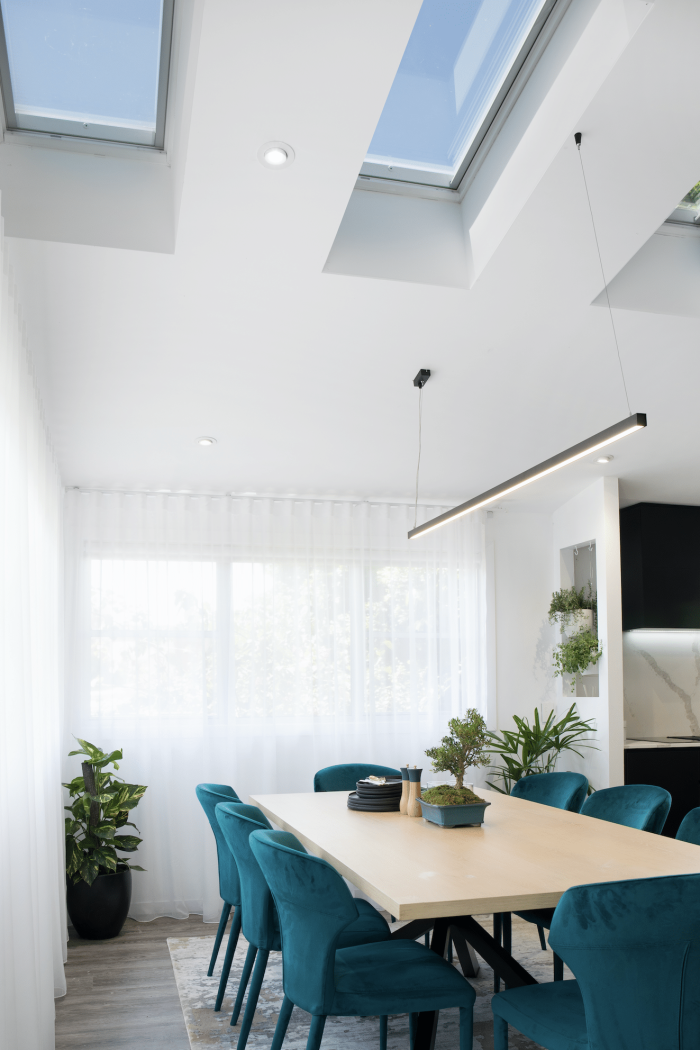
top-left (625, 738), bottom-right (700, 749)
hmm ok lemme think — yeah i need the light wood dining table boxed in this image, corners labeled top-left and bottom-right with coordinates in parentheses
top-left (250, 787), bottom-right (700, 1050)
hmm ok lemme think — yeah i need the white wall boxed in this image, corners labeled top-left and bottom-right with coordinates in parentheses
top-left (485, 476), bottom-right (624, 792)
top-left (552, 477), bottom-right (624, 787)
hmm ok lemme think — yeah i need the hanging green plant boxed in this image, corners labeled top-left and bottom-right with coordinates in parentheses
top-left (553, 630), bottom-right (602, 691)
top-left (548, 583), bottom-right (596, 624)
top-left (64, 738), bottom-right (147, 886)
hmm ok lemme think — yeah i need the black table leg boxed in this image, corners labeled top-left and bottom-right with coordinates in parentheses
top-left (493, 913), bottom-right (503, 992)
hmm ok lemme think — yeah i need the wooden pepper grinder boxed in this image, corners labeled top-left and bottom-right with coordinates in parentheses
top-left (399, 765), bottom-right (410, 815)
top-left (407, 766), bottom-right (423, 817)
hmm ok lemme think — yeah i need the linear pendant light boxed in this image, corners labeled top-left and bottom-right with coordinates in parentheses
top-left (408, 413), bottom-right (646, 540)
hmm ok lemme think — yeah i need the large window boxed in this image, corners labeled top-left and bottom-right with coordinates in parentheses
top-left (0, 0), bottom-right (173, 147)
top-left (89, 555), bottom-right (463, 722)
top-left (361, 0), bottom-right (558, 190)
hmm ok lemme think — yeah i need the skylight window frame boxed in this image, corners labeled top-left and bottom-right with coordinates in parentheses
top-left (0, 0), bottom-right (175, 151)
top-left (359, 0), bottom-right (566, 195)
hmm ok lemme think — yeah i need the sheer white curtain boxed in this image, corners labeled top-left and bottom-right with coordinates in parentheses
top-left (0, 241), bottom-right (66, 1050)
top-left (64, 492), bottom-right (486, 921)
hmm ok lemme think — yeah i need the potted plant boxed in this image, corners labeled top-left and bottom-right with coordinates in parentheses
top-left (64, 738), bottom-right (147, 939)
top-left (421, 709), bottom-right (491, 827)
top-left (548, 584), bottom-right (596, 635)
top-left (485, 704), bottom-right (597, 794)
top-left (553, 631), bottom-right (603, 693)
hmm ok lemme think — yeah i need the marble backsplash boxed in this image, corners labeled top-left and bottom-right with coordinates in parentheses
top-left (624, 631), bottom-right (700, 738)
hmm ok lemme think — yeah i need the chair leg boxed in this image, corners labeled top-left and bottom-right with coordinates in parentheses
top-left (537, 925), bottom-right (547, 951)
top-left (424, 932), bottom-right (429, 946)
top-left (270, 994), bottom-right (294, 1050)
top-left (208, 902), bottom-right (232, 976)
top-left (215, 908), bottom-right (242, 1011)
top-left (235, 949), bottom-right (269, 1042)
top-left (447, 935), bottom-right (453, 963)
top-left (553, 952), bottom-right (564, 981)
top-left (380, 1014), bottom-right (388, 1050)
top-left (231, 944), bottom-right (258, 1025)
top-left (459, 1006), bottom-right (473, 1050)
top-left (493, 1014), bottom-right (509, 1050)
top-left (306, 1015), bottom-right (327, 1050)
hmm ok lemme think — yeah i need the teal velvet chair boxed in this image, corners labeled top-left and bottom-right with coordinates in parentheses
top-left (510, 771), bottom-right (588, 812)
top-left (196, 783), bottom-right (242, 990)
top-left (677, 806), bottom-right (700, 844)
top-left (313, 763), bottom-right (401, 792)
top-left (515, 782), bottom-right (672, 980)
top-left (215, 802), bottom-right (391, 1049)
top-left (492, 872), bottom-right (700, 1049)
top-left (249, 827), bottom-right (475, 1050)
top-left (313, 763), bottom-right (404, 928)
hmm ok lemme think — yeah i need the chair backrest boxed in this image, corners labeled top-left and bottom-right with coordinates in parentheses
top-left (249, 828), bottom-right (360, 1016)
top-left (510, 771), bottom-right (588, 812)
top-left (549, 873), bottom-right (700, 1050)
top-left (216, 802), bottom-right (279, 950)
top-left (195, 783), bottom-right (242, 905)
top-left (313, 763), bottom-right (401, 792)
top-left (676, 807), bottom-right (700, 844)
top-left (580, 784), bottom-right (671, 835)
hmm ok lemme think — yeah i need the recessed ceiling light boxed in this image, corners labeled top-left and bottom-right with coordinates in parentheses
top-left (196, 436), bottom-right (216, 447)
top-left (597, 455), bottom-right (613, 463)
top-left (258, 141), bottom-right (295, 169)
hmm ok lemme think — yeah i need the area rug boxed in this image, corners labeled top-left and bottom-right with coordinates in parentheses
top-left (168, 916), bottom-right (571, 1050)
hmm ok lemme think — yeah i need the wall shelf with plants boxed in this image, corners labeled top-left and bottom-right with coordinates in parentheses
top-left (549, 584), bottom-right (602, 695)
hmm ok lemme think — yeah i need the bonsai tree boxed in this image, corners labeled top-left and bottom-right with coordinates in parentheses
top-left (64, 738), bottom-right (147, 886)
top-left (425, 708), bottom-right (489, 789)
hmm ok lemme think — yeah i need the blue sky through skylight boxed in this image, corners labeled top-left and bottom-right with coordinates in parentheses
top-left (365, 0), bottom-right (549, 182)
top-left (0, 0), bottom-right (163, 130)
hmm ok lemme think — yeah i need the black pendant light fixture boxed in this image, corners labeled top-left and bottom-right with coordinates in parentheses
top-left (409, 132), bottom-right (647, 541)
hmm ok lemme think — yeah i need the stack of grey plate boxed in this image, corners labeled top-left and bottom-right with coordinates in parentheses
top-left (347, 777), bottom-right (403, 812)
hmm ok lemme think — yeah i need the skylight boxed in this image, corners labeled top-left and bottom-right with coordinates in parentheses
top-left (361, 0), bottom-right (557, 190)
top-left (667, 182), bottom-right (700, 226)
top-left (0, 0), bottom-right (173, 148)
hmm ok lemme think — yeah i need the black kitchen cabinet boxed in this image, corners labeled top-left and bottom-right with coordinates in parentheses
top-left (624, 746), bottom-right (700, 838)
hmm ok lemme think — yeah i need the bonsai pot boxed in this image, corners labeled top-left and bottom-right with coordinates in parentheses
top-left (66, 865), bottom-right (132, 940)
top-left (419, 798), bottom-right (491, 828)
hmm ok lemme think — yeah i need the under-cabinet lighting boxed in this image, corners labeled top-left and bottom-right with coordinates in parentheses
top-left (408, 413), bottom-right (647, 540)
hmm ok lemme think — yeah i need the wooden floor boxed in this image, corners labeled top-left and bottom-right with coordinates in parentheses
top-left (55, 914), bottom-right (216, 1049)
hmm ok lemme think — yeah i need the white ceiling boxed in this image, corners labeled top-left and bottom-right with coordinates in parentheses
top-left (5, 0), bottom-right (700, 514)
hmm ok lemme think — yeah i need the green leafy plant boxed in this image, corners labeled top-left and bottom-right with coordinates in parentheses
top-left (485, 704), bottom-right (597, 795)
top-left (548, 584), bottom-right (596, 624)
top-left (64, 738), bottom-right (147, 886)
top-left (553, 630), bottom-right (602, 692)
top-left (421, 784), bottom-right (484, 806)
top-left (425, 708), bottom-right (489, 790)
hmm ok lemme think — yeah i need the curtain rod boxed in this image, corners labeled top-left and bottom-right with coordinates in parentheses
top-left (65, 487), bottom-right (459, 509)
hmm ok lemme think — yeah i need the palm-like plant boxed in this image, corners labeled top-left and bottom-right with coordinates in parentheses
top-left (485, 704), bottom-right (597, 795)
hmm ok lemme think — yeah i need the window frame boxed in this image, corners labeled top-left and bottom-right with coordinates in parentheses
top-left (358, 0), bottom-right (569, 197)
top-left (0, 0), bottom-right (175, 150)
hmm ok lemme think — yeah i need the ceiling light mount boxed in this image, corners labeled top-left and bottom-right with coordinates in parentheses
top-left (196, 436), bottom-right (217, 447)
top-left (413, 368), bottom-right (431, 389)
top-left (258, 141), bottom-right (295, 169)
top-left (408, 413), bottom-right (647, 540)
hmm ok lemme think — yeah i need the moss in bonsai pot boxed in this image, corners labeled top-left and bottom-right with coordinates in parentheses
top-left (421, 785), bottom-right (485, 806)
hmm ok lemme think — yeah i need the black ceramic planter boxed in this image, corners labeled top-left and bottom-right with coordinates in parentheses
top-left (66, 865), bottom-right (132, 940)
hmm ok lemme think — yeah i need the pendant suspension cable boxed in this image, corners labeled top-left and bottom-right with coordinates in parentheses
top-left (575, 133), bottom-right (632, 417)
top-left (414, 385), bottom-right (423, 530)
